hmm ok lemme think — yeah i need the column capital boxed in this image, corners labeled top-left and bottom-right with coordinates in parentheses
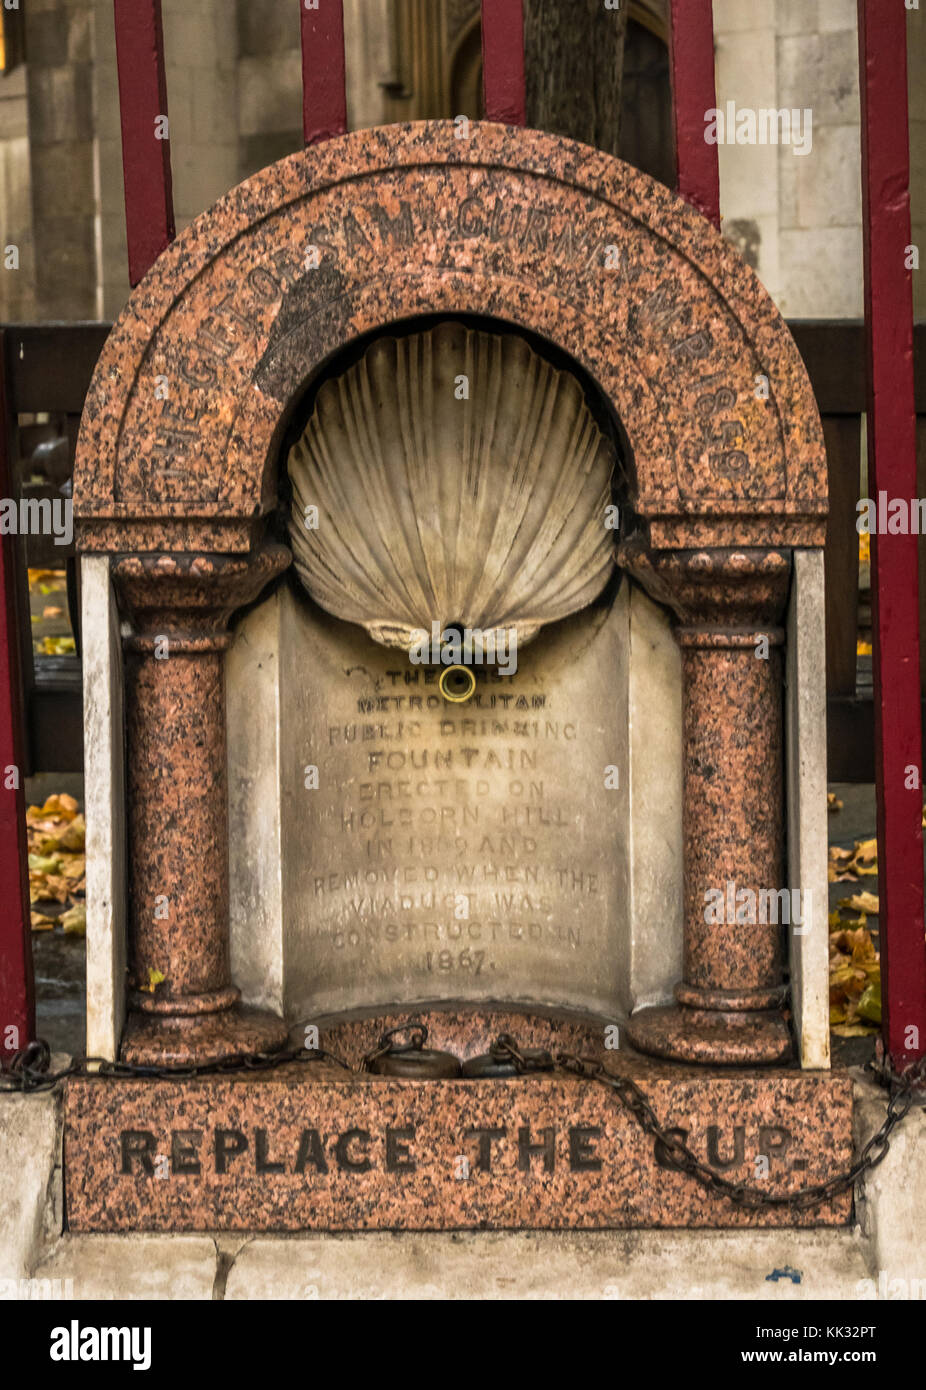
top-left (617, 542), bottom-right (791, 643)
top-left (112, 545), bottom-right (290, 652)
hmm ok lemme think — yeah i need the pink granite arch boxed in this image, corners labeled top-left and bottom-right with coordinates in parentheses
top-left (74, 121), bottom-right (825, 555)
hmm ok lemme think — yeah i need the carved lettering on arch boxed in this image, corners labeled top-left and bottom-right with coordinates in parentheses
top-left (75, 125), bottom-right (824, 553)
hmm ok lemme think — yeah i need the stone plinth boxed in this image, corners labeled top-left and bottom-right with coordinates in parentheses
top-left (64, 1057), bottom-right (853, 1232)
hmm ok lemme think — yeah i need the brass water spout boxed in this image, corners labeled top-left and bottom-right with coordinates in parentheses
top-left (438, 664), bottom-right (477, 703)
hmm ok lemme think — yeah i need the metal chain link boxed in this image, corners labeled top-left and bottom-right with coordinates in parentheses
top-left (0, 1037), bottom-right (352, 1092)
top-left (4, 1030), bottom-right (924, 1211)
top-left (492, 1033), bottom-right (926, 1211)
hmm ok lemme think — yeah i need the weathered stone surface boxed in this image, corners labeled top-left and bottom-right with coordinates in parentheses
top-left (223, 1227), bottom-right (872, 1301)
top-left (71, 120), bottom-right (831, 1089)
top-left (22, 1227), bottom-right (873, 1301)
top-left (73, 122), bottom-right (826, 554)
top-left (64, 1017), bottom-right (853, 1232)
top-left (0, 1082), bottom-right (63, 1279)
top-left (854, 1068), bottom-right (926, 1285)
top-left (80, 556), bottom-right (127, 1062)
top-left (786, 550), bottom-right (830, 1070)
top-left (223, 579), bottom-right (683, 1023)
top-left (33, 1235), bottom-right (218, 1300)
top-left (272, 578), bottom-right (683, 1020)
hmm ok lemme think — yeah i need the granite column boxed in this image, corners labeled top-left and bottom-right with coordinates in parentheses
top-left (623, 547), bottom-right (794, 1064)
top-left (113, 547), bottom-right (290, 1065)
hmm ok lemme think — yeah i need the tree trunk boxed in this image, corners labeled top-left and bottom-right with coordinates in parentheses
top-left (524, 0), bottom-right (629, 157)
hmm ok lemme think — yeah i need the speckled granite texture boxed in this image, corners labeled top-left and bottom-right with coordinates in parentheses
top-left (619, 549), bottom-right (793, 1064)
top-left (64, 1057), bottom-right (853, 1231)
top-left (114, 548), bottom-right (291, 1063)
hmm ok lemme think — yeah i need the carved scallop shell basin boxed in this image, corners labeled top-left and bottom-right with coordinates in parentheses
top-left (286, 321), bottom-right (617, 652)
top-left (224, 320), bottom-right (685, 1024)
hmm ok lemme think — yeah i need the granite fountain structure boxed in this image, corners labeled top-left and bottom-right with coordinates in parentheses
top-left (67, 122), bottom-right (847, 1232)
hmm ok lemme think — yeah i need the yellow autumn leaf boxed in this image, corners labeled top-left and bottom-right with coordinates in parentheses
top-left (30, 911), bottom-right (55, 931)
top-left (56, 816), bottom-right (85, 853)
top-left (61, 904), bottom-right (86, 936)
top-left (857, 980), bottom-right (882, 1024)
top-left (59, 854), bottom-right (86, 880)
top-left (838, 891), bottom-right (879, 915)
top-left (28, 853), bottom-right (61, 874)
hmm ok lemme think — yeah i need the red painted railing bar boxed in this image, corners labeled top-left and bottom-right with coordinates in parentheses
top-left (481, 0), bottom-right (526, 126)
top-left (0, 339), bottom-right (35, 1065)
top-left (113, 0), bottom-right (175, 287)
top-left (858, 0), bottom-right (926, 1073)
top-left (300, 0), bottom-right (347, 145)
top-left (669, 0), bottom-right (721, 229)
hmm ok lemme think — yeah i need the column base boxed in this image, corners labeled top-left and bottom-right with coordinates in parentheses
top-left (121, 1005), bottom-right (289, 1067)
top-left (626, 1005), bottom-right (792, 1066)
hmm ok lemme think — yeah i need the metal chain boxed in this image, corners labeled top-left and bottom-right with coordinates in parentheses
top-left (0, 1038), bottom-right (352, 1093)
top-left (5, 1029), bottom-right (924, 1211)
top-left (492, 1033), bottom-right (926, 1211)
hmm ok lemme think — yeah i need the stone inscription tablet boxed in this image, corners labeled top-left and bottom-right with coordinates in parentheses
top-left (280, 586), bottom-right (629, 1018)
top-left (64, 1066), bottom-right (854, 1232)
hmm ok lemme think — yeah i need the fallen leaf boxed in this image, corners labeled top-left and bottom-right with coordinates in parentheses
top-left (827, 793), bottom-right (844, 813)
top-left (55, 815), bottom-right (85, 853)
top-left (59, 854), bottom-right (86, 880)
top-left (849, 836), bottom-right (878, 866)
top-left (61, 904), bottom-right (86, 936)
top-left (38, 636), bottom-right (75, 656)
top-left (139, 968), bottom-right (166, 994)
top-left (828, 845), bottom-right (857, 883)
top-left (42, 605), bottom-right (63, 619)
top-left (28, 853), bottom-right (61, 874)
top-left (838, 891), bottom-right (880, 915)
top-left (28, 793), bottom-right (78, 820)
top-left (30, 911), bottom-right (55, 931)
top-left (857, 981), bottom-right (882, 1023)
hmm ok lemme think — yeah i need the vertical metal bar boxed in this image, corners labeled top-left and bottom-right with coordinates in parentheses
top-left (0, 333), bottom-right (35, 1065)
top-left (858, 0), bottom-right (926, 1073)
top-left (481, 0), bottom-right (526, 126)
top-left (300, 0), bottom-right (347, 145)
top-left (668, 0), bottom-right (721, 229)
top-left (113, 0), bottom-right (175, 287)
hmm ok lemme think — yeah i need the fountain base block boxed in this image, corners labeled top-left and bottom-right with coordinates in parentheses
top-left (64, 1006), bottom-right (854, 1233)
